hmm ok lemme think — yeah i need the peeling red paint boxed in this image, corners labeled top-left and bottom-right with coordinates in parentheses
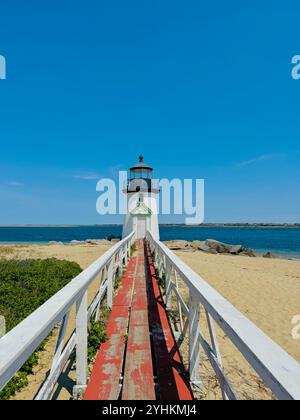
top-left (84, 240), bottom-right (193, 401)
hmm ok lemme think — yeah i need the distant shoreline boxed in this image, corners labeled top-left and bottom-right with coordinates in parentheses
top-left (0, 224), bottom-right (299, 228)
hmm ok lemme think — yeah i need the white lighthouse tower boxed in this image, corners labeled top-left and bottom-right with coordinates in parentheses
top-left (122, 155), bottom-right (160, 240)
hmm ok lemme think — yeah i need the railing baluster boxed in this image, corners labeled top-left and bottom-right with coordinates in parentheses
top-left (107, 259), bottom-right (114, 310)
top-left (124, 243), bottom-right (128, 266)
top-left (51, 312), bottom-right (70, 374)
top-left (118, 250), bottom-right (123, 276)
top-left (205, 310), bottom-right (228, 400)
top-left (165, 260), bottom-right (172, 310)
top-left (95, 269), bottom-right (105, 322)
top-left (174, 271), bottom-right (184, 333)
top-left (74, 291), bottom-right (88, 398)
top-left (188, 292), bottom-right (201, 390)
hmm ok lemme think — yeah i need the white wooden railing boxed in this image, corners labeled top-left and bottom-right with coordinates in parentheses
top-left (0, 232), bottom-right (135, 400)
top-left (146, 230), bottom-right (300, 400)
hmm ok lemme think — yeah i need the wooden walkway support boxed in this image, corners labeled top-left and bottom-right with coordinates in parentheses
top-left (84, 240), bottom-right (193, 400)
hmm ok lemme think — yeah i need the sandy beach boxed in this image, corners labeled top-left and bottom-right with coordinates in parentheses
top-left (173, 249), bottom-right (300, 399)
top-left (1, 243), bottom-right (299, 400)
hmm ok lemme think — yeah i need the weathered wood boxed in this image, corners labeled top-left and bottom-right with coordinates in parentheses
top-left (35, 284), bottom-right (107, 400)
top-left (107, 260), bottom-right (114, 310)
top-left (174, 271), bottom-right (184, 333)
top-left (122, 241), bottom-right (155, 400)
top-left (205, 310), bottom-right (227, 400)
top-left (188, 293), bottom-right (201, 387)
top-left (199, 334), bottom-right (238, 400)
top-left (146, 243), bottom-right (194, 400)
top-left (170, 282), bottom-right (189, 318)
top-left (75, 291), bottom-right (88, 392)
top-left (84, 255), bottom-right (137, 400)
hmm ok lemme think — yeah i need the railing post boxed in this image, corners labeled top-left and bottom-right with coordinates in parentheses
top-left (95, 269), bottom-right (105, 322)
top-left (74, 291), bottom-right (88, 399)
top-left (165, 260), bottom-right (172, 310)
top-left (107, 260), bottom-right (114, 310)
top-left (189, 291), bottom-right (201, 391)
top-left (159, 252), bottom-right (164, 279)
top-left (124, 244), bottom-right (128, 266)
top-left (118, 250), bottom-right (123, 277)
top-left (127, 241), bottom-right (131, 259)
top-left (174, 271), bottom-right (184, 333)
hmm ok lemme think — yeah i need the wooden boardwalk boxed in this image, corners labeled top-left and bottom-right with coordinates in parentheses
top-left (83, 240), bottom-right (193, 400)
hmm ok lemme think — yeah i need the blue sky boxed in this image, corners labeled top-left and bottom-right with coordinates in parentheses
top-left (0, 1), bottom-right (299, 224)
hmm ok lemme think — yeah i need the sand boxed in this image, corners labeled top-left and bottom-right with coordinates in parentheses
top-left (1, 244), bottom-right (299, 400)
top-left (172, 250), bottom-right (300, 399)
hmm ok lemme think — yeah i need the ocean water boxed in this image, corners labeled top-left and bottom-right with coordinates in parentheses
top-left (0, 226), bottom-right (299, 259)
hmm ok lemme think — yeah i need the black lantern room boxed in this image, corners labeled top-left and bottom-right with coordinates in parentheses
top-left (126, 155), bottom-right (158, 193)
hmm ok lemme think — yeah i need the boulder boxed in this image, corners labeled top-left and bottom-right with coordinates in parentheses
top-left (48, 241), bottom-right (64, 246)
top-left (84, 239), bottom-right (112, 245)
top-left (263, 252), bottom-right (275, 259)
top-left (190, 240), bottom-right (206, 249)
top-left (164, 240), bottom-right (190, 250)
top-left (205, 239), bottom-right (232, 253)
top-left (198, 244), bottom-right (212, 252)
top-left (106, 234), bottom-right (121, 241)
top-left (204, 248), bottom-right (218, 255)
top-left (110, 238), bottom-right (121, 244)
top-left (70, 240), bottom-right (83, 246)
top-left (181, 247), bottom-right (196, 253)
top-left (85, 239), bottom-right (99, 245)
top-left (240, 248), bottom-right (257, 257)
top-left (229, 245), bottom-right (243, 254)
top-left (205, 239), bottom-right (244, 254)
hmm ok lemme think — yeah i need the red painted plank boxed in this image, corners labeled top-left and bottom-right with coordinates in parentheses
top-left (122, 242), bottom-right (155, 400)
top-left (145, 243), bottom-right (194, 401)
top-left (122, 325), bottom-right (155, 400)
top-left (83, 256), bottom-right (137, 400)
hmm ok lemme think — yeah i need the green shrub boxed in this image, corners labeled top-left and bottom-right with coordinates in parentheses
top-left (131, 242), bottom-right (137, 253)
top-left (0, 258), bottom-right (82, 400)
top-left (87, 320), bottom-right (108, 363)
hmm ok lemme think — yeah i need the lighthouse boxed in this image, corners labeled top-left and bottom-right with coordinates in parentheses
top-left (122, 155), bottom-right (160, 240)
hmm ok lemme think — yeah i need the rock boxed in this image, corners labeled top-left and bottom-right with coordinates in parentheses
top-left (198, 244), bottom-right (212, 252)
top-left (240, 248), bottom-right (257, 257)
top-left (205, 239), bottom-right (232, 253)
top-left (190, 240), bottom-right (206, 249)
top-left (70, 240), bottom-right (83, 246)
top-left (205, 248), bottom-right (218, 255)
top-left (48, 241), bottom-right (64, 246)
top-left (106, 234), bottom-right (121, 241)
top-left (164, 240), bottom-right (190, 250)
top-left (110, 238), bottom-right (121, 244)
top-left (85, 239), bottom-right (99, 245)
top-left (205, 239), bottom-right (244, 254)
top-left (181, 247), bottom-right (196, 253)
top-left (84, 239), bottom-right (112, 245)
top-left (229, 245), bottom-right (243, 254)
top-left (263, 252), bottom-right (275, 259)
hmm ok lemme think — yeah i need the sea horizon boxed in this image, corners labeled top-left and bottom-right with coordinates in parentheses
top-left (1, 225), bottom-right (299, 260)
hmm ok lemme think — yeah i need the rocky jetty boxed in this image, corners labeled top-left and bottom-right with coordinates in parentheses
top-left (68, 239), bottom-right (113, 246)
top-left (163, 239), bottom-right (258, 257)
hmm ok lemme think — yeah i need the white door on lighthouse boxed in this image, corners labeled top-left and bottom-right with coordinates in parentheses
top-left (137, 217), bottom-right (147, 239)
